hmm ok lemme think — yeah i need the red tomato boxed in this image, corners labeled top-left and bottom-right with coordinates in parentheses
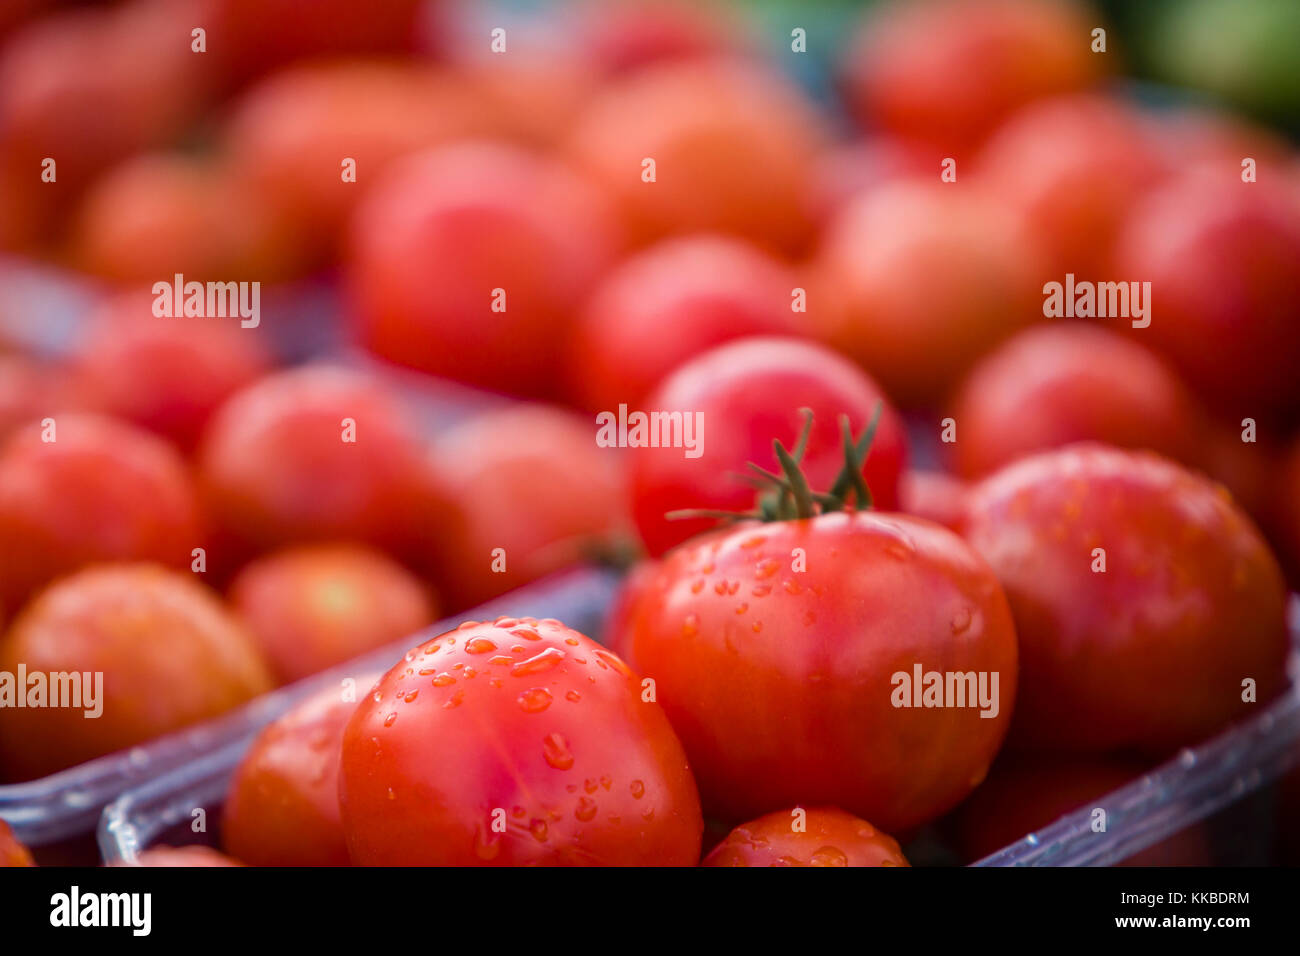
top-left (448, 52), bottom-right (598, 151)
top-left (0, 354), bottom-right (69, 442)
top-left (427, 404), bottom-right (631, 610)
top-left (70, 151), bottom-right (301, 283)
top-left (629, 336), bottom-right (908, 557)
top-left (814, 180), bottom-right (1042, 405)
top-left (949, 755), bottom-right (1212, 866)
top-left (948, 323), bottom-right (1200, 478)
top-left (0, 413), bottom-right (203, 615)
top-left (568, 235), bottom-right (799, 411)
top-left (899, 470), bottom-right (968, 533)
top-left (963, 444), bottom-right (1290, 754)
top-left (565, 59), bottom-right (825, 254)
top-left (223, 678), bottom-right (377, 866)
top-left (0, 564), bottom-right (273, 781)
top-left (1146, 107), bottom-right (1296, 183)
top-left (223, 62), bottom-right (481, 266)
top-left (976, 95), bottom-right (1167, 277)
top-left (125, 846), bottom-right (243, 867)
top-left (197, 364), bottom-right (443, 563)
top-left (228, 545), bottom-right (437, 684)
top-left (338, 617), bottom-right (703, 865)
top-left (843, 0), bottom-right (1102, 153)
top-left (1112, 170), bottom-right (1300, 417)
top-left (571, 0), bottom-right (749, 75)
top-left (627, 511), bottom-right (1018, 832)
top-left (0, 818), bottom-right (34, 867)
top-left (807, 136), bottom-right (938, 227)
top-left (69, 292), bottom-right (272, 452)
top-left (703, 807), bottom-right (910, 867)
top-left (347, 142), bottom-right (621, 396)
top-left (601, 560), bottom-right (660, 666)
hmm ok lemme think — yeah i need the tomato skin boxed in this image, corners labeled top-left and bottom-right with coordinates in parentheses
top-left (197, 365), bottom-right (443, 564)
top-left (568, 235), bottom-right (799, 411)
top-left (223, 679), bottom-right (377, 866)
top-left (0, 818), bottom-right (34, 867)
top-left (0, 414), bottom-right (203, 615)
top-left (573, 0), bottom-right (747, 75)
top-left (339, 618), bottom-right (703, 866)
top-left (899, 470), bottom-right (968, 533)
top-left (0, 565), bottom-right (273, 781)
top-left (70, 293), bottom-right (272, 452)
top-left (228, 545), bottom-right (437, 684)
top-left (427, 404), bottom-right (631, 610)
top-left (703, 807), bottom-right (909, 867)
top-left (627, 512), bottom-right (1018, 833)
top-left (124, 846), bottom-right (243, 867)
top-left (347, 142), bottom-right (621, 396)
top-left (949, 323), bottom-right (1200, 478)
top-left (629, 336), bottom-right (908, 558)
top-left (963, 444), bottom-right (1290, 754)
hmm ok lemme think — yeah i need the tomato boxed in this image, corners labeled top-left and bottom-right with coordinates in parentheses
top-left (1112, 170), bottom-right (1300, 418)
top-left (842, 0), bottom-right (1102, 153)
top-left (1146, 107), bottom-right (1295, 183)
top-left (0, 818), bottom-right (34, 867)
top-left (601, 560), bottom-right (659, 666)
top-left (197, 364), bottom-right (443, 564)
top-left (347, 142), bottom-right (621, 396)
top-left (0, 354), bottom-right (69, 442)
top-left (223, 677), bottom-right (377, 866)
top-left (125, 846), bottom-right (243, 867)
top-left (0, 413), bottom-right (203, 616)
top-left (813, 179), bottom-right (1042, 405)
top-left (565, 59), bottom-right (825, 254)
top-left (963, 444), bottom-right (1290, 754)
top-left (69, 292), bottom-right (272, 452)
top-left (223, 62), bottom-right (481, 266)
top-left (627, 510), bottom-right (1018, 833)
top-left (568, 235), bottom-right (799, 411)
top-left (427, 404), bottom-right (631, 610)
top-left (703, 807), bottom-right (909, 867)
top-left (899, 470), bottom-right (968, 533)
top-left (949, 755), bottom-right (1213, 865)
top-left (338, 617), bottom-right (703, 865)
top-left (976, 95), bottom-right (1167, 277)
top-left (807, 136), bottom-right (938, 227)
top-left (448, 53), bottom-right (597, 151)
top-left (630, 336), bottom-right (908, 558)
top-left (572, 0), bottom-right (749, 75)
top-left (228, 545), bottom-right (437, 684)
top-left (948, 323), bottom-right (1200, 478)
top-left (0, 564), bottom-right (273, 781)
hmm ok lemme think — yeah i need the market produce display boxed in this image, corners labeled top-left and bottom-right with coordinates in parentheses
top-left (0, 0), bottom-right (1298, 872)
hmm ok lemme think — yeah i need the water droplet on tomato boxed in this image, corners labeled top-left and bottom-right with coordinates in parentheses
top-left (518, 687), bottom-right (553, 713)
top-left (542, 732), bottom-right (574, 770)
top-left (512, 647), bottom-right (566, 677)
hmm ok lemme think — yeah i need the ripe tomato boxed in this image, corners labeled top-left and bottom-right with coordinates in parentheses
top-left (347, 142), bottom-right (621, 397)
top-left (948, 323), bottom-right (1200, 478)
top-left (814, 179), bottom-right (1042, 405)
top-left (629, 336), bottom-right (907, 558)
top-left (807, 136), bottom-right (938, 227)
top-left (339, 617), bottom-right (703, 865)
top-left (568, 235), bottom-right (799, 411)
top-left (0, 413), bottom-right (203, 615)
top-left (228, 545), bottom-right (437, 684)
top-left (69, 292), bottom-right (272, 452)
top-left (427, 404), bottom-right (631, 610)
top-left (949, 755), bottom-right (1212, 866)
top-left (1112, 170), bottom-right (1300, 417)
top-left (1146, 107), bottom-right (1296, 183)
top-left (0, 354), bottom-right (69, 442)
top-left (601, 560), bottom-right (660, 666)
top-left (565, 59), bottom-right (825, 254)
top-left (0, 564), bottom-right (273, 781)
top-left (223, 62), bottom-right (481, 266)
top-left (976, 95), bottom-right (1167, 277)
top-left (572, 0), bottom-right (749, 75)
top-left (842, 0), bottom-right (1102, 153)
top-left (126, 846), bottom-right (243, 867)
top-left (899, 470), bottom-right (968, 533)
top-left (197, 364), bottom-right (443, 564)
top-left (963, 444), bottom-right (1290, 754)
top-left (627, 510), bottom-right (1018, 833)
top-left (223, 677), bottom-right (377, 866)
top-left (0, 818), bottom-right (34, 866)
top-left (703, 807), bottom-right (909, 867)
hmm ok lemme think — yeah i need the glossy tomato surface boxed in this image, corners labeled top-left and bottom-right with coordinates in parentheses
top-left (703, 807), bottom-right (909, 867)
top-left (963, 444), bottom-right (1290, 753)
top-left (627, 511), bottom-right (1018, 832)
top-left (629, 336), bottom-right (907, 557)
top-left (339, 617), bottom-right (702, 865)
top-left (0, 565), bottom-right (273, 781)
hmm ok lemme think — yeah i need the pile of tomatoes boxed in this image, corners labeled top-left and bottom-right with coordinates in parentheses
top-left (1, 0), bottom-right (1299, 867)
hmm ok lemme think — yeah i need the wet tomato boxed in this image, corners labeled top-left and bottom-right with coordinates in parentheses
top-left (339, 617), bottom-right (703, 865)
top-left (0, 565), bottom-right (273, 781)
top-left (703, 807), bottom-right (909, 867)
top-left (963, 444), bottom-right (1290, 754)
top-left (228, 544), bottom-right (437, 684)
